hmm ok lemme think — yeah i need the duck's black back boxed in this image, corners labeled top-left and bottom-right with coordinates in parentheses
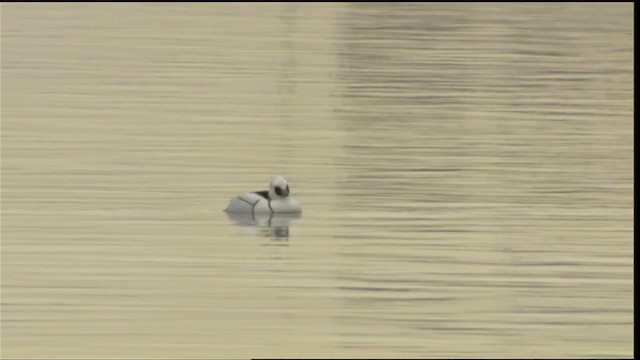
top-left (253, 191), bottom-right (270, 200)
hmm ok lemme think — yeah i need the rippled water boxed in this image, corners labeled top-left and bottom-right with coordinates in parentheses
top-left (1, 3), bottom-right (634, 358)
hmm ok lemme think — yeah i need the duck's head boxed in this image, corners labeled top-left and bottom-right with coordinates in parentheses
top-left (269, 176), bottom-right (291, 199)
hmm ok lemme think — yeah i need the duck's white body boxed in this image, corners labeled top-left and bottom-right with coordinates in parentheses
top-left (224, 176), bottom-right (302, 214)
top-left (224, 192), bottom-right (302, 214)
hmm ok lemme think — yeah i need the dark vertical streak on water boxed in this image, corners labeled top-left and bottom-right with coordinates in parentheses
top-left (1, 3), bottom-right (633, 358)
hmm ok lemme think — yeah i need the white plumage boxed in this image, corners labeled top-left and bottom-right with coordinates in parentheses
top-left (224, 176), bottom-right (302, 214)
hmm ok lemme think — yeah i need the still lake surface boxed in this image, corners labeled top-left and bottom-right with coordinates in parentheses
top-left (1, 3), bottom-right (634, 358)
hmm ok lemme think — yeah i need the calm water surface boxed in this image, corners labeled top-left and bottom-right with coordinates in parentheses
top-left (1, 3), bottom-right (634, 358)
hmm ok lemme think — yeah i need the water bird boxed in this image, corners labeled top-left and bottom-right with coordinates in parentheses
top-left (224, 176), bottom-right (302, 214)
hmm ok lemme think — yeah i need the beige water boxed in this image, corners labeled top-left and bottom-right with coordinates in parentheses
top-left (1, 3), bottom-right (634, 359)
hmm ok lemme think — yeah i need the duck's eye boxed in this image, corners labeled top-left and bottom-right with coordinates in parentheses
top-left (275, 187), bottom-right (283, 196)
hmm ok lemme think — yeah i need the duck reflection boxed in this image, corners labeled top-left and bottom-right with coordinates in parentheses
top-left (225, 212), bottom-right (302, 241)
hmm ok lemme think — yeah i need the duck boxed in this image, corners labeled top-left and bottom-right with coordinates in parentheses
top-left (224, 176), bottom-right (302, 214)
